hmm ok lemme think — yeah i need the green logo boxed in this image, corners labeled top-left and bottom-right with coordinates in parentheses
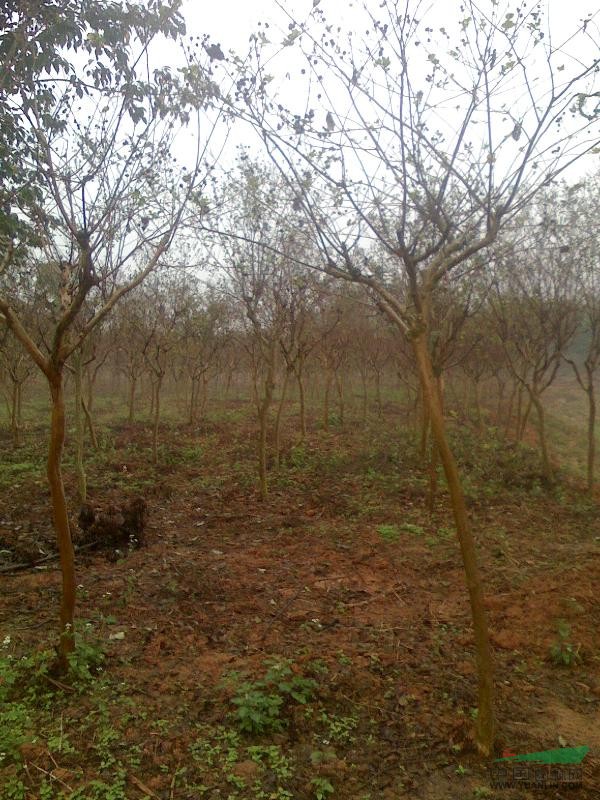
top-left (495, 746), bottom-right (589, 765)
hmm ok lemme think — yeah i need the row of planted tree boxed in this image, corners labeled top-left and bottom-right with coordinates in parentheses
top-left (3, 175), bottom-right (599, 497)
top-left (1, 0), bottom-right (599, 756)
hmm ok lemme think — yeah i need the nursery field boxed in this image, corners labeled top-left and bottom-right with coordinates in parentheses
top-left (1, 395), bottom-right (599, 800)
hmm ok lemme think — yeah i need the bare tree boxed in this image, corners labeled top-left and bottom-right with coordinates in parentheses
top-left (212, 162), bottom-right (295, 499)
top-left (0, 9), bottom-right (222, 668)
top-left (234, 0), bottom-right (600, 752)
top-left (561, 177), bottom-right (600, 494)
top-left (491, 212), bottom-right (578, 484)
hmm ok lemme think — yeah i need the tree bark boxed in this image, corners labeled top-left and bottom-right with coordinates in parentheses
top-left (73, 351), bottom-right (87, 503)
top-left (419, 388), bottom-right (430, 460)
top-left (10, 380), bottom-right (23, 447)
top-left (47, 369), bottom-right (76, 673)
top-left (360, 368), bottom-right (368, 424)
top-left (586, 366), bottom-right (596, 495)
top-left (297, 368), bottom-right (307, 442)
top-left (189, 376), bottom-right (197, 425)
top-left (323, 370), bottom-right (332, 431)
top-left (335, 371), bottom-right (345, 427)
top-left (274, 370), bottom-right (290, 469)
top-left (412, 332), bottom-right (494, 756)
top-left (200, 373), bottom-right (209, 418)
top-left (528, 387), bottom-right (553, 484)
top-left (152, 373), bottom-right (163, 466)
top-left (81, 395), bottom-right (99, 450)
top-left (128, 372), bottom-right (137, 423)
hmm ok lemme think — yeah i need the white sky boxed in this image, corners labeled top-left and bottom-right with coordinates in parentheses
top-left (181, 0), bottom-right (599, 53)
top-left (175, 0), bottom-right (600, 167)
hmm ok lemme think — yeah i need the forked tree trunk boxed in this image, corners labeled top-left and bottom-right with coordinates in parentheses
top-left (412, 332), bottom-right (494, 756)
top-left (47, 369), bottom-right (76, 673)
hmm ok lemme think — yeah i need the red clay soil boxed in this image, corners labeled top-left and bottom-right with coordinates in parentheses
top-left (1, 413), bottom-right (599, 799)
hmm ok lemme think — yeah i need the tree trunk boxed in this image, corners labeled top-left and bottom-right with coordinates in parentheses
top-left (412, 332), bottom-right (494, 756)
top-left (149, 375), bottom-right (155, 418)
top-left (274, 370), bottom-right (290, 470)
top-left (10, 380), bottom-right (23, 447)
top-left (189, 376), bottom-right (197, 425)
top-left (81, 395), bottom-right (99, 450)
top-left (152, 374), bottom-right (163, 466)
top-left (529, 387), bottom-right (552, 484)
top-left (473, 379), bottom-right (483, 432)
top-left (419, 388), bottom-right (430, 460)
top-left (86, 369), bottom-right (94, 413)
top-left (323, 370), bottom-right (332, 431)
top-left (515, 383), bottom-right (523, 441)
top-left (47, 370), bottom-right (76, 673)
top-left (73, 351), bottom-right (87, 503)
top-left (427, 374), bottom-right (443, 514)
top-left (495, 377), bottom-right (506, 428)
top-left (335, 371), bottom-right (345, 427)
top-left (255, 362), bottom-right (275, 502)
top-left (360, 369), bottom-right (368, 424)
top-left (128, 372), bottom-right (137, 423)
top-left (375, 370), bottom-right (382, 417)
top-left (586, 367), bottom-right (596, 495)
top-left (297, 368), bottom-right (307, 442)
top-left (200, 374), bottom-right (209, 418)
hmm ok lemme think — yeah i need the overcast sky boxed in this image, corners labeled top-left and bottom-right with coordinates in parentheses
top-left (181, 0), bottom-right (599, 54)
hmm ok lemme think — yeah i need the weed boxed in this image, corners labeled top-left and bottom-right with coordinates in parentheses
top-left (68, 624), bottom-right (106, 684)
top-left (550, 620), bottom-right (581, 666)
top-left (307, 658), bottom-right (329, 677)
top-left (70, 769), bottom-right (127, 800)
top-left (228, 659), bottom-right (316, 734)
top-left (289, 445), bottom-right (309, 469)
top-left (336, 652), bottom-right (352, 667)
top-left (0, 702), bottom-right (31, 767)
top-left (312, 776), bottom-right (334, 799)
top-left (247, 744), bottom-right (292, 780)
top-left (377, 523), bottom-right (400, 542)
top-left (400, 522), bottom-right (424, 536)
top-left (1, 777), bottom-right (27, 800)
top-left (320, 711), bottom-right (358, 743)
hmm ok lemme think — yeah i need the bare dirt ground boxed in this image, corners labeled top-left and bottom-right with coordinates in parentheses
top-left (1, 405), bottom-right (599, 799)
